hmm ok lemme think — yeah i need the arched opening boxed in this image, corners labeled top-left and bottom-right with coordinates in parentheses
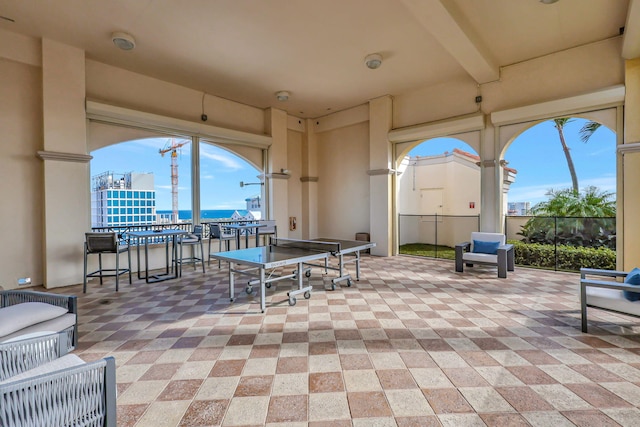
top-left (90, 136), bottom-right (263, 228)
top-left (502, 117), bottom-right (617, 271)
top-left (199, 141), bottom-right (263, 222)
top-left (397, 137), bottom-right (482, 259)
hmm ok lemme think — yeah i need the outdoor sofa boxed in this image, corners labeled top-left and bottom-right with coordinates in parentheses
top-left (0, 290), bottom-right (78, 350)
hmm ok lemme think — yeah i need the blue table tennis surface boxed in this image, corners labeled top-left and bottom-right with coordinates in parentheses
top-left (211, 238), bottom-right (374, 269)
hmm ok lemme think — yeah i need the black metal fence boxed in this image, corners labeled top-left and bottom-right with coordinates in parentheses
top-left (399, 214), bottom-right (617, 271)
top-left (90, 219), bottom-right (259, 246)
top-left (398, 214), bottom-right (480, 259)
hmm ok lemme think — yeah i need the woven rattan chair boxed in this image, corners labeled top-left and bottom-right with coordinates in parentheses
top-left (0, 332), bottom-right (70, 382)
top-left (0, 290), bottom-right (77, 350)
top-left (84, 232), bottom-right (131, 293)
top-left (0, 332), bottom-right (116, 427)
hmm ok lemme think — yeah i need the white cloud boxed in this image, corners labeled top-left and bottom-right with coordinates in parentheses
top-left (202, 174), bottom-right (215, 180)
top-left (508, 176), bottom-right (617, 204)
top-left (200, 146), bottom-right (243, 169)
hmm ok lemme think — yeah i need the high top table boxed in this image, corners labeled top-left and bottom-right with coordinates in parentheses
top-left (128, 229), bottom-right (188, 283)
top-left (222, 223), bottom-right (266, 249)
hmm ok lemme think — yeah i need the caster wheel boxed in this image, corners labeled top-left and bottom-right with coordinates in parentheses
top-left (330, 283), bottom-right (336, 291)
top-left (347, 279), bottom-right (352, 287)
top-left (289, 297), bottom-right (297, 306)
top-left (265, 283), bottom-right (271, 289)
top-left (245, 286), bottom-right (253, 294)
top-left (304, 291), bottom-right (311, 299)
top-left (305, 270), bottom-right (311, 278)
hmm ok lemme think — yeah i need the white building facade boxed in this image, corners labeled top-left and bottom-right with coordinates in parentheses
top-left (91, 172), bottom-right (156, 228)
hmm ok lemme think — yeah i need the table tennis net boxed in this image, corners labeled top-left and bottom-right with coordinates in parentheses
top-left (271, 238), bottom-right (341, 254)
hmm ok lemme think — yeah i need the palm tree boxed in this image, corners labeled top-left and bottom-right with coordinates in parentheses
top-left (553, 118), bottom-right (579, 193)
top-left (553, 118), bottom-right (604, 193)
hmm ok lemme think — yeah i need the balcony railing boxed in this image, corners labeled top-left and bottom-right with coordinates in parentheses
top-left (90, 219), bottom-right (260, 246)
top-left (398, 214), bottom-right (480, 259)
top-left (399, 214), bottom-right (616, 271)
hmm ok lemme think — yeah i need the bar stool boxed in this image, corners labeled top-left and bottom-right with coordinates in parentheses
top-left (176, 225), bottom-right (206, 276)
top-left (83, 232), bottom-right (131, 292)
top-left (208, 223), bottom-right (236, 267)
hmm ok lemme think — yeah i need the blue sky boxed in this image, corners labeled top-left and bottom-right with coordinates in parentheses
top-left (90, 138), bottom-right (261, 211)
top-left (91, 118), bottom-right (616, 211)
top-left (408, 118), bottom-right (617, 205)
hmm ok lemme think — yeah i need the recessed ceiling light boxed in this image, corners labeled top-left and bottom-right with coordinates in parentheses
top-left (365, 53), bottom-right (383, 70)
top-left (539, 0), bottom-right (559, 4)
top-left (111, 32), bottom-right (136, 51)
top-left (275, 91), bottom-right (290, 101)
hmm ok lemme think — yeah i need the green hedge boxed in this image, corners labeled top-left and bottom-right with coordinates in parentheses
top-left (509, 240), bottom-right (616, 271)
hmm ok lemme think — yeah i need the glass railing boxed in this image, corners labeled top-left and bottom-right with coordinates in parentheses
top-left (505, 215), bottom-right (616, 272)
top-left (399, 214), bottom-right (616, 272)
top-left (398, 214), bottom-right (480, 259)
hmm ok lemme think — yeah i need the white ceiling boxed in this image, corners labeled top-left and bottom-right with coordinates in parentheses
top-left (1, 0), bottom-right (637, 118)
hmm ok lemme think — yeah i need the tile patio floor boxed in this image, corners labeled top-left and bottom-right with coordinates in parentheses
top-left (53, 255), bottom-right (640, 426)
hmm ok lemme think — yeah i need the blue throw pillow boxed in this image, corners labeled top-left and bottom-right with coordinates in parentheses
top-left (623, 267), bottom-right (640, 302)
top-left (472, 240), bottom-right (500, 255)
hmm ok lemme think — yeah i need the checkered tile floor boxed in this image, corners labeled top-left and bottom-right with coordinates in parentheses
top-left (54, 255), bottom-right (640, 426)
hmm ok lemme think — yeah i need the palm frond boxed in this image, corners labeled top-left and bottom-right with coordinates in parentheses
top-left (579, 121), bottom-right (601, 143)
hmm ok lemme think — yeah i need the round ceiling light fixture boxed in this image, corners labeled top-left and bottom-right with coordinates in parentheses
top-left (539, 0), bottom-right (559, 4)
top-left (275, 91), bottom-right (290, 101)
top-left (111, 32), bottom-right (136, 51)
top-left (364, 53), bottom-right (383, 70)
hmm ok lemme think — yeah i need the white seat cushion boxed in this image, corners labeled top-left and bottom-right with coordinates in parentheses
top-left (0, 313), bottom-right (76, 343)
top-left (586, 287), bottom-right (640, 317)
top-left (0, 303), bottom-right (68, 338)
top-left (462, 252), bottom-right (498, 263)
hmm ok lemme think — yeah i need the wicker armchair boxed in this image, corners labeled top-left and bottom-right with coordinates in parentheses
top-left (0, 332), bottom-right (116, 427)
top-left (0, 331), bottom-right (70, 382)
top-left (1, 290), bottom-right (78, 350)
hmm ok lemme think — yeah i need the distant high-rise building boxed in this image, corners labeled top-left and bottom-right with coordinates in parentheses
top-left (507, 201), bottom-right (531, 216)
top-left (91, 172), bottom-right (156, 227)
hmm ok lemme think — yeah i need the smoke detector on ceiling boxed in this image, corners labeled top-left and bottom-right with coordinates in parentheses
top-left (364, 53), bottom-right (383, 70)
top-left (111, 32), bottom-right (136, 51)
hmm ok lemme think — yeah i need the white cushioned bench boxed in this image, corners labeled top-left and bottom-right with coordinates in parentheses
top-left (580, 268), bottom-right (640, 332)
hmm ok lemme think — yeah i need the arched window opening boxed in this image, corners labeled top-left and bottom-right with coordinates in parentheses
top-left (503, 117), bottom-right (617, 271)
top-left (397, 137), bottom-right (481, 260)
top-left (199, 141), bottom-right (263, 223)
top-left (90, 137), bottom-right (262, 229)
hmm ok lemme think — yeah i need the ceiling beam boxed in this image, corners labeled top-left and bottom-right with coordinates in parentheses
top-left (622, 0), bottom-right (640, 59)
top-left (401, 0), bottom-right (499, 84)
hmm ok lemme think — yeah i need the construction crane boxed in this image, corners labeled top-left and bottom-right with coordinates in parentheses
top-left (159, 138), bottom-right (189, 223)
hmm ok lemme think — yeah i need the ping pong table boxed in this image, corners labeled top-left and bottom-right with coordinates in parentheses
top-left (210, 237), bottom-right (375, 312)
top-left (301, 237), bottom-right (376, 289)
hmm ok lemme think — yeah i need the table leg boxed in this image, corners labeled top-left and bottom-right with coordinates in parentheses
top-left (355, 251), bottom-right (361, 280)
top-left (260, 267), bottom-right (266, 313)
top-left (136, 243), bottom-right (142, 280)
top-left (229, 262), bottom-right (235, 302)
top-left (144, 239), bottom-right (150, 283)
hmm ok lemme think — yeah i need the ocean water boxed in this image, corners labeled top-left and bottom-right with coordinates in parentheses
top-left (157, 209), bottom-right (238, 221)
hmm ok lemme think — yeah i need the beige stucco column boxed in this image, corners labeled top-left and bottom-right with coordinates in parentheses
top-left (622, 58), bottom-right (640, 270)
top-left (368, 96), bottom-right (393, 256)
top-left (37, 39), bottom-right (90, 288)
top-left (300, 118), bottom-right (318, 239)
top-left (265, 108), bottom-right (290, 236)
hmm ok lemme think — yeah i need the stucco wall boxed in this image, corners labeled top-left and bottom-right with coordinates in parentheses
top-left (316, 122), bottom-right (370, 240)
top-left (0, 58), bottom-right (44, 289)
